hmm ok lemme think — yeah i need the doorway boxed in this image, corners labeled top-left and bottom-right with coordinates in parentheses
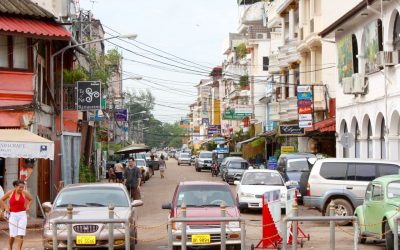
top-left (37, 159), bottom-right (51, 207)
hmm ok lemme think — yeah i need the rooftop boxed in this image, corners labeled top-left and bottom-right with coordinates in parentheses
top-left (0, 0), bottom-right (54, 19)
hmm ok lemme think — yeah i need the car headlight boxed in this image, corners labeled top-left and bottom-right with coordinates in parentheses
top-left (104, 223), bottom-right (125, 229)
top-left (228, 221), bottom-right (240, 228)
top-left (49, 223), bottom-right (67, 231)
top-left (172, 222), bottom-right (182, 230)
top-left (240, 192), bottom-right (255, 198)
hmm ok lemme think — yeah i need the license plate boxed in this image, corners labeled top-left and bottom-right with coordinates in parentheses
top-left (191, 234), bottom-right (211, 244)
top-left (76, 235), bottom-right (96, 245)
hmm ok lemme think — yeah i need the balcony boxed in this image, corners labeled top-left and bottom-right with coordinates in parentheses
top-left (268, 54), bottom-right (280, 73)
top-left (269, 102), bottom-right (280, 121)
top-left (287, 97), bottom-right (298, 121)
top-left (279, 99), bottom-right (289, 121)
top-left (241, 2), bottom-right (267, 25)
top-left (277, 39), bottom-right (300, 67)
top-left (267, 2), bottom-right (280, 28)
top-left (276, 0), bottom-right (295, 14)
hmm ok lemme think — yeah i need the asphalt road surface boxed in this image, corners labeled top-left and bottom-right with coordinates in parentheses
top-left (0, 158), bottom-right (387, 249)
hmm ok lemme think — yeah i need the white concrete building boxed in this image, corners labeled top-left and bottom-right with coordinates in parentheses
top-left (320, 0), bottom-right (400, 160)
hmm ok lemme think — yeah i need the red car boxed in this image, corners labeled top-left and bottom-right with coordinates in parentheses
top-left (162, 181), bottom-right (242, 249)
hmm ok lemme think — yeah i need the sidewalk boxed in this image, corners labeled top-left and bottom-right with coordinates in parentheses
top-left (0, 217), bottom-right (44, 230)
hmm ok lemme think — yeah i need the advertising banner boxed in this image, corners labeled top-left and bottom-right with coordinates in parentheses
top-left (297, 100), bottom-right (312, 107)
top-left (298, 114), bottom-right (312, 121)
top-left (279, 125), bottom-right (305, 136)
top-left (208, 125), bottom-right (221, 135)
top-left (299, 121), bottom-right (313, 128)
top-left (114, 109), bottom-right (128, 122)
top-left (297, 92), bottom-right (312, 100)
top-left (298, 106), bottom-right (313, 114)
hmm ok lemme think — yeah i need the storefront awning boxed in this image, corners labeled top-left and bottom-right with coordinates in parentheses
top-left (115, 144), bottom-right (150, 154)
top-left (0, 129), bottom-right (54, 160)
top-left (0, 16), bottom-right (71, 40)
top-left (236, 136), bottom-right (258, 146)
top-left (306, 117), bottom-right (336, 133)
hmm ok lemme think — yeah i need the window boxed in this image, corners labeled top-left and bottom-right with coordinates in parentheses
top-left (355, 122), bottom-right (360, 158)
top-left (355, 164), bottom-right (376, 181)
top-left (0, 35), bottom-right (8, 67)
top-left (380, 118), bottom-right (386, 159)
top-left (393, 12), bottom-right (400, 50)
top-left (352, 34), bottom-right (359, 74)
top-left (13, 37), bottom-right (28, 69)
top-left (365, 183), bottom-right (372, 200)
top-left (263, 57), bottom-right (269, 71)
top-left (320, 162), bottom-right (347, 180)
top-left (378, 164), bottom-right (400, 177)
top-left (346, 164), bottom-right (356, 181)
top-left (343, 123), bottom-right (349, 158)
top-left (371, 184), bottom-right (382, 201)
top-left (387, 181), bottom-right (400, 199)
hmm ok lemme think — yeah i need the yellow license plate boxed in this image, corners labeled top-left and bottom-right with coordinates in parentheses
top-left (76, 235), bottom-right (96, 245)
top-left (191, 234), bottom-right (211, 244)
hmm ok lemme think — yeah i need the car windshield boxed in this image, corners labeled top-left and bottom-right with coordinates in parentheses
top-left (199, 152), bottom-right (212, 158)
top-left (181, 153), bottom-right (190, 158)
top-left (242, 172), bottom-right (283, 185)
top-left (387, 181), bottom-right (400, 199)
top-left (287, 160), bottom-right (310, 172)
top-left (54, 187), bottom-right (129, 208)
top-left (136, 160), bottom-right (146, 167)
top-left (176, 185), bottom-right (234, 207)
top-left (228, 161), bottom-right (249, 169)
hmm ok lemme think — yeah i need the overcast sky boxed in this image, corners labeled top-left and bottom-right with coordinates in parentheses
top-left (80, 0), bottom-right (239, 123)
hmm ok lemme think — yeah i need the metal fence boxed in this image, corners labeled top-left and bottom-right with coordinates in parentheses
top-left (51, 205), bottom-right (131, 250)
top-left (282, 201), bottom-right (358, 250)
top-left (167, 203), bottom-right (246, 250)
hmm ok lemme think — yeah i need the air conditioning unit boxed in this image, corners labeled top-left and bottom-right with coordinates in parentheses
top-left (352, 74), bottom-right (368, 95)
top-left (342, 77), bottom-right (353, 94)
top-left (256, 33), bottom-right (265, 39)
top-left (376, 51), bottom-right (399, 67)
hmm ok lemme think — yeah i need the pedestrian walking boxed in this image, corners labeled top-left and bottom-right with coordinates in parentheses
top-left (159, 154), bottom-right (167, 179)
top-left (108, 165), bottom-right (116, 183)
top-left (124, 157), bottom-right (142, 200)
top-left (114, 160), bottom-right (124, 183)
top-left (0, 180), bottom-right (32, 250)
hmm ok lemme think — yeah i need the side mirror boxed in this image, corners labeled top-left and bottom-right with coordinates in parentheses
top-left (131, 200), bottom-right (144, 207)
top-left (42, 202), bottom-right (52, 213)
top-left (234, 181), bottom-right (241, 185)
top-left (162, 202), bottom-right (172, 210)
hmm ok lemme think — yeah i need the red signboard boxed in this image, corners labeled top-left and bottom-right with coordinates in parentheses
top-left (298, 106), bottom-right (313, 114)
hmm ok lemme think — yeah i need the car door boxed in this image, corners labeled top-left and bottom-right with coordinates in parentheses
top-left (364, 183), bottom-right (384, 236)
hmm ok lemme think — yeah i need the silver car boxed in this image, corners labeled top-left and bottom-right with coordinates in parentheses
top-left (42, 183), bottom-right (143, 249)
top-left (178, 152), bottom-right (191, 166)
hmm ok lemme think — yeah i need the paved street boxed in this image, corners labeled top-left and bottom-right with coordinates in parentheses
top-left (0, 159), bottom-right (388, 249)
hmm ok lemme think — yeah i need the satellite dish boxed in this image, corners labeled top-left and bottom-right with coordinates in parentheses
top-left (340, 133), bottom-right (355, 149)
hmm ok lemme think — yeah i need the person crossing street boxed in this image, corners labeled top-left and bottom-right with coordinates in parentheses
top-left (124, 157), bottom-right (142, 200)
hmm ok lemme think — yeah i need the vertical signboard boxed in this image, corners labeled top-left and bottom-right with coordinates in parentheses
top-left (77, 81), bottom-right (101, 110)
top-left (297, 86), bottom-right (313, 128)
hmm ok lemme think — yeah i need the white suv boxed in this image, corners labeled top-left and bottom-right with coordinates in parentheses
top-left (304, 158), bottom-right (400, 225)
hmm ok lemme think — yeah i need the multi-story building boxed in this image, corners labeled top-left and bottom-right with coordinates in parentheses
top-left (320, 0), bottom-right (400, 161)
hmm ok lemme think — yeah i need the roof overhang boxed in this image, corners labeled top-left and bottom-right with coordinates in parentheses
top-left (0, 129), bottom-right (54, 160)
top-left (115, 144), bottom-right (150, 154)
top-left (0, 16), bottom-right (71, 40)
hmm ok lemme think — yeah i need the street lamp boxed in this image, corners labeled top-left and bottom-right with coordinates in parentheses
top-left (51, 33), bottom-right (137, 183)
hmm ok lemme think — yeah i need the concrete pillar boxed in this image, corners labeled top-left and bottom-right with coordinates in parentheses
top-left (310, 0), bottom-right (315, 20)
top-left (336, 138), bottom-right (343, 158)
top-left (289, 67), bottom-right (295, 97)
top-left (388, 136), bottom-right (400, 161)
top-left (359, 138), bottom-right (368, 159)
top-left (281, 73), bottom-right (286, 100)
top-left (300, 53), bottom-right (306, 85)
top-left (289, 7), bottom-right (295, 40)
top-left (310, 47), bottom-right (316, 84)
top-left (299, 0), bottom-right (304, 25)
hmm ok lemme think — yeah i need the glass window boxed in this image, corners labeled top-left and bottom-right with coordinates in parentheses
top-left (343, 123), bottom-right (349, 158)
top-left (365, 183), bottom-right (372, 200)
top-left (387, 181), bottom-right (400, 199)
top-left (355, 164), bottom-right (376, 181)
top-left (378, 164), bottom-right (400, 177)
top-left (241, 172), bottom-right (283, 186)
top-left (13, 37), bottom-right (28, 69)
top-left (367, 120), bottom-right (373, 158)
top-left (287, 159), bottom-right (310, 172)
top-left (228, 161), bottom-right (249, 169)
top-left (346, 164), bottom-right (356, 181)
top-left (176, 185), bottom-right (234, 207)
top-left (355, 122), bottom-right (360, 158)
top-left (199, 152), bottom-right (212, 158)
top-left (371, 185), bottom-right (382, 201)
top-left (54, 187), bottom-right (129, 207)
top-left (0, 35), bottom-right (8, 67)
top-left (180, 153), bottom-right (190, 158)
top-left (320, 162), bottom-right (347, 180)
top-left (135, 160), bottom-right (146, 167)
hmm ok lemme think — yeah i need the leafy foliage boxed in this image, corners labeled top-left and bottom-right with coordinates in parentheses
top-left (205, 141), bottom-right (217, 151)
top-left (235, 43), bottom-right (247, 59)
top-left (239, 75), bottom-right (249, 89)
top-left (250, 137), bottom-right (265, 148)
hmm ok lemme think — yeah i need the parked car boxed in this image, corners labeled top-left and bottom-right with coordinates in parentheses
top-left (221, 158), bottom-right (250, 184)
top-left (235, 169), bottom-right (287, 212)
top-left (355, 175), bottom-right (400, 249)
top-left (304, 158), bottom-right (400, 225)
top-left (136, 158), bottom-right (152, 181)
top-left (195, 151), bottom-right (213, 172)
top-left (42, 183), bottom-right (143, 249)
top-left (162, 181), bottom-right (241, 249)
top-left (220, 157), bottom-right (243, 170)
top-left (178, 152), bottom-right (191, 166)
top-left (276, 153), bottom-right (316, 201)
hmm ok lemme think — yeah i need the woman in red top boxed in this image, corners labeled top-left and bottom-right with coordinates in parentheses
top-left (0, 180), bottom-right (32, 250)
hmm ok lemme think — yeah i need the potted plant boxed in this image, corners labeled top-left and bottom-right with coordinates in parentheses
top-left (239, 75), bottom-right (249, 90)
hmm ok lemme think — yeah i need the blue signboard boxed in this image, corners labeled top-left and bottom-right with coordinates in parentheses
top-left (216, 147), bottom-right (229, 154)
top-left (267, 156), bottom-right (278, 170)
top-left (114, 109), bottom-right (128, 122)
top-left (297, 92), bottom-right (312, 100)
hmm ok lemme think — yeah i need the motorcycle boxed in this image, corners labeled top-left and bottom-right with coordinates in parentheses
top-left (211, 162), bottom-right (219, 177)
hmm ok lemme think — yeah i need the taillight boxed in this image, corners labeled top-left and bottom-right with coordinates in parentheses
top-left (306, 183), bottom-right (311, 196)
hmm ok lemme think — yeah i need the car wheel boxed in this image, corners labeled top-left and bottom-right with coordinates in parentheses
top-left (178, 162), bottom-right (180, 166)
top-left (324, 198), bottom-right (353, 226)
top-left (230, 244), bottom-right (241, 250)
top-left (237, 196), bottom-right (245, 213)
top-left (356, 216), bottom-right (366, 244)
top-left (189, 163), bottom-right (191, 166)
top-left (385, 221), bottom-right (399, 250)
top-left (172, 246), bottom-right (181, 250)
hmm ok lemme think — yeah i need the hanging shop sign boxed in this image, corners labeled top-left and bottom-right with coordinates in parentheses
top-left (77, 81), bottom-right (101, 110)
top-left (279, 125), bottom-right (305, 136)
top-left (297, 91), bottom-right (312, 100)
top-left (281, 146), bottom-right (295, 154)
top-left (297, 85), bottom-right (313, 128)
top-left (298, 114), bottom-right (312, 121)
top-left (208, 125), bottom-right (221, 135)
top-left (114, 109), bottom-right (129, 122)
top-left (297, 100), bottom-right (312, 107)
top-left (299, 120), bottom-right (313, 128)
top-left (298, 106), bottom-right (313, 114)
